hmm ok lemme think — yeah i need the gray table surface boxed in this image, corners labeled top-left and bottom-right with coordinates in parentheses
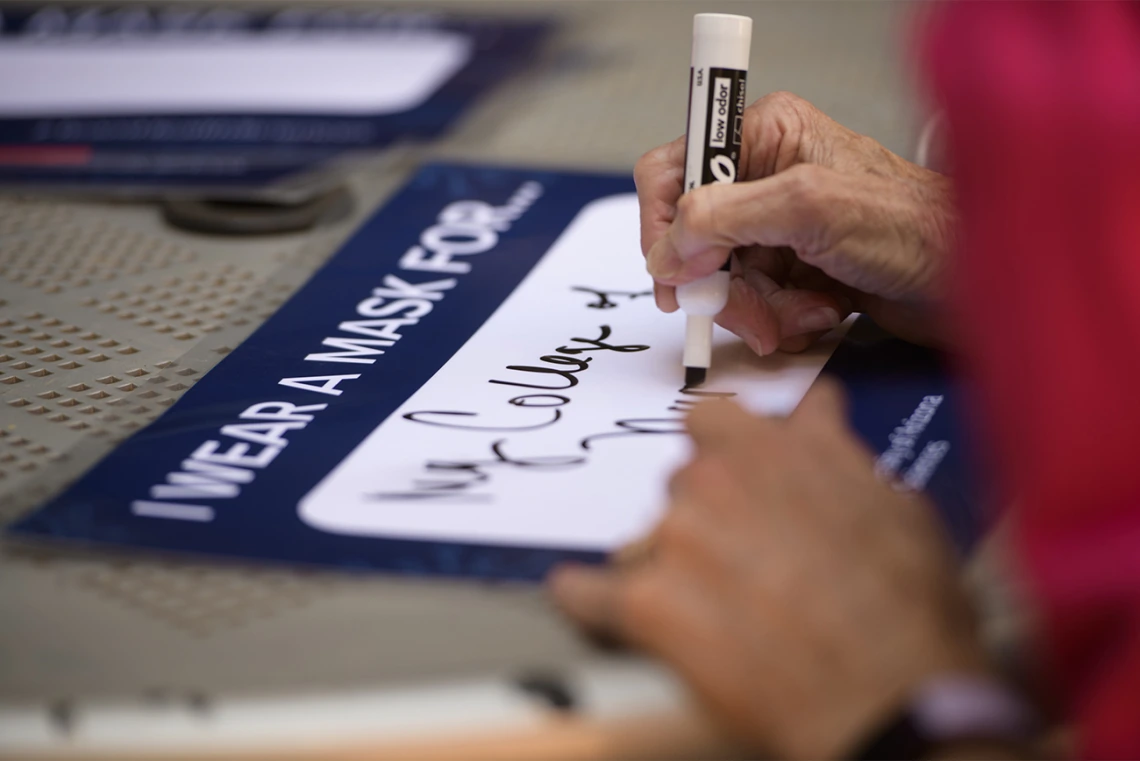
top-left (0, 0), bottom-right (925, 715)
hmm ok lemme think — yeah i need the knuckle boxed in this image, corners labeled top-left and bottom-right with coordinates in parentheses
top-left (674, 189), bottom-right (715, 237)
top-left (781, 168), bottom-right (835, 236)
top-left (763, 90), bottom-right (807, 113)
top-left (655, 508), bottom-right (717, 566)
top-left (632, 152), bottom-right (655, 187)
top-left (672, 191), bottom-right (698, 227)
top-left (758, 90), bottom-right (819, 127)
top-left (633, 142), bottom-right (676, 188)
top-left (665, 457), bottom-right (734, 524)
top-left (784, 163), bottom-right (826, 202)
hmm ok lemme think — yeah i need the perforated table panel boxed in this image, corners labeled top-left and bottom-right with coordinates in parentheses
top-left (0, 0), bottom-right (925, 740)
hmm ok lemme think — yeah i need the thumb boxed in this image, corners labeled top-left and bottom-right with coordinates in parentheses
top-left (645, 164), bottom-right (839, 287)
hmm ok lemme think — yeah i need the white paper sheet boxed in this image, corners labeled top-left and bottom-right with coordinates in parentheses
top-left (0, 31), bottom-right (472, 116)
top-left (300, 194), bottom-right (847, 551)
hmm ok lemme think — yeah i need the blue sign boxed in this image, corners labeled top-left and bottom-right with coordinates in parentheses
top-left (0, 6), bottom-right (549, 190)
top-left (9, 164), bottom-right (982, 579)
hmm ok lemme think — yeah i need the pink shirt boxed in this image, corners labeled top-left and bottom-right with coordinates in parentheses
top-left (924, 2), bottom-right (1140, 756)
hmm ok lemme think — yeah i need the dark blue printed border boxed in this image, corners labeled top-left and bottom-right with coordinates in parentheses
top-left (821, 317), bottom-right (985, 554)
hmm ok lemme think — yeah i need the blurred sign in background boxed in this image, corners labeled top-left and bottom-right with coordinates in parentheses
top-left (0, 4), bottom-right (550, 198)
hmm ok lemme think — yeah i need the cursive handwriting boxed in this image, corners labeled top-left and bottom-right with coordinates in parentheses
top-left (400, 325), bottom-right (648, 434)
top-left (578, 385), bottom-right (736, 450)
top-left (370, 380), bottom-right (737, 502)
top-left (485, 325), bottom-right (648, 393)
top-left (571, 286), bottom-right (654, 310)
top-left (370, 438), bottom-right (586, 501)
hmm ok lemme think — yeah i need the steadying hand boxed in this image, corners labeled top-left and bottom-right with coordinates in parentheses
top-left (550, 382), bottom-right (989, 760)
top-left (635, 91), bottom-right (955, 354)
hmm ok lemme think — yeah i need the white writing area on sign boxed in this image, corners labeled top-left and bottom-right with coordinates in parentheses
top-left (300, 194), bottom-right (850, 552)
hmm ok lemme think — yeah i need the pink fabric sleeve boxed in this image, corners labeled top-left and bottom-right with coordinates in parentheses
top-left (922, 2), bottom-right (1140, 757)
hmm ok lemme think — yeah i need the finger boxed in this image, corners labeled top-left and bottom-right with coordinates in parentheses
top-left (735, 245), bottom-right (842, 345)
top-left (789, 376), bottom-right (849, 431)
top-left (653, 281), bottom-right (679, 313)
top-left (733, 244), bottom-right (794, 285)
top-left (654, 501), bottom-right (736, 577)
top-left (790, 378), bottom-right (884, 488)
top-left (777, 332), bottom-right (825, 354)
top-left (612, 527), bottom-right (659, 568)
top-left (738, 268), bottom-right (848, 346)
top-left (666, 456), bottom-right (755, 528)
top-left (685, 397), bottom-right (776, 458)
top-left (646, 164), bottom-right (846, 287)
top-left (629, 460), bottom-right (762, 588)
top-left (644, 185), bottom-right (732, 283)
top-left (634, 136), bottom-right (686, 258)
top-left (549, 563), bottom-right (626, 640)
top-left (853, 293), bottom-right (945, 350)
top-left (551, 562), bottom-right (714, 658)
top-left (741, 267), bottom-right (846, 341)
top-left (715, 276), bottom-right (781, 357)
top-left (714, 276), bottom-right (845, 359)
top-left (748, 246), bottom-right (857, 321)
top-left (785, 255), bottom-right (844, 294)
top-left (740, 91), bottom-right (824, 177)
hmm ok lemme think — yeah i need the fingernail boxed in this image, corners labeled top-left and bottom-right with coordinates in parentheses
top-left (739, 329), bottom-right (767, 356)
top-left (646, 240), bottom-right (681, 280)
top-left (793, 308), bottom-right (841, 334)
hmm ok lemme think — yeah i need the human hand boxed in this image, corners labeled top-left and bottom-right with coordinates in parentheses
top-left (550, 382), bottom-right (988, 760)
top-left (635, 92), bottom-right (956, 352)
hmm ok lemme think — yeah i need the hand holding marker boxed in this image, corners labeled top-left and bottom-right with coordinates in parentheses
top-left (678, 13), bottom-right (752, 388)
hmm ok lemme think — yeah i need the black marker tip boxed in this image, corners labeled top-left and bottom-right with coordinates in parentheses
top-left (684, 366), bottom-right (707, 389)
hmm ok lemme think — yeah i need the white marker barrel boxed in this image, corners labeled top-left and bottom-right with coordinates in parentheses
top-left (676, 13), bottom-right (752, 372)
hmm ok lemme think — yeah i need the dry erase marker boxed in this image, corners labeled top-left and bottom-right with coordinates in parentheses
top-left (678, 13), bottom-right (752, 388)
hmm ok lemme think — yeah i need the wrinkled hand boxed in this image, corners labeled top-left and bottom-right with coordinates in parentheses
top-left (550, 382), bottom-right (987, 760)
top-left (636, 91), bottom-right (955, 352)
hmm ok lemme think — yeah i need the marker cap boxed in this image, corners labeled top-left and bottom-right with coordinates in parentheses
top-left (692, 13), bottom-right (752, 70)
